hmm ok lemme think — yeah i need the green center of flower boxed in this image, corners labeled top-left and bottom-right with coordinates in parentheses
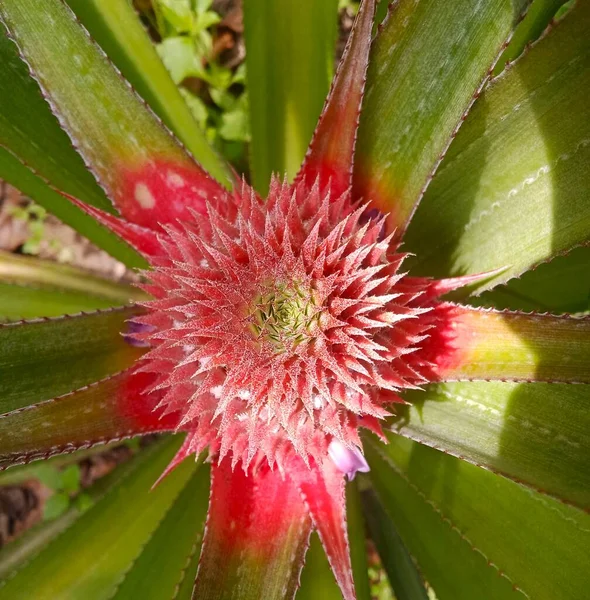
top-left (248, 282), bottom-right (320, 352)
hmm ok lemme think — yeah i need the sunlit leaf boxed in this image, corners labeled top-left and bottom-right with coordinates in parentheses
top-left (65, 0), bottom-right (232, 186)
top-left (0, 0), bottom-right (226, 230)
top-left (431, 304), bottom-right (590, 383)
top-left (244, 0), bottom-right (339, 193)
top-left (353, 0), bottom-right (530, 233)
top-left (404, 1), bottom-right (590, 290)
top-left (395, 381), bottom-right (590, 509)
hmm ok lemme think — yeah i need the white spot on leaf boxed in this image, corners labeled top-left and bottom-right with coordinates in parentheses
top-left (134, 182), bottom-right (155, 209)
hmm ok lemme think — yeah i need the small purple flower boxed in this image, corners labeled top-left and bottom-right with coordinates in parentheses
top-left (328, 439), bottom-right (370, 480)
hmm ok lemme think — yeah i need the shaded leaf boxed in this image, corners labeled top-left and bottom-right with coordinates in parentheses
top-left (353, 0), bottom-right (530, 233)
top-left (396, 381), bottom-right (590, 510)
top-left (494, 0), bottom-right (568, 75)
top-left (65, 0), bottom-right (232, 186)
top-left (297, 533), bottom-right (343, 600)
top-left (473, 246), bottom-right (590, 313)
top-left (361, 487), bottom-right (428, 600)
top-left (404, 1), bottom-right (590, 290)
top-left (111, 462), bottom-right (210, 600)
top-left (346, 480), bottom-right (371, 600)
top-left (365, 440), bottom-right (527, 600)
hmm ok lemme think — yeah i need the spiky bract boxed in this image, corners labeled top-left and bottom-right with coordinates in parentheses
top-left (130, 177), bottom-right (445, 471)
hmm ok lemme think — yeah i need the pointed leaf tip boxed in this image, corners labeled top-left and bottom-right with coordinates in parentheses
top-left (289, 457), bottom-right (357, 600)
top-left (295, 0), bottom-right (376, 197)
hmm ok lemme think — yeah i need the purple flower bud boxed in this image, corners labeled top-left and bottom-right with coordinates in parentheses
top-left (123, 320), bottom-right (155, 348)
top-left (328, 439), bottom-right (370, 480)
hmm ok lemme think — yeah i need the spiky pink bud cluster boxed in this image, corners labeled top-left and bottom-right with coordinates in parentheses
top-left (129, 178), bottom-right (441, 471)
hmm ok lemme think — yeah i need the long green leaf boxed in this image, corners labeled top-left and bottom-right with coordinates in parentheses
top-left (346, 480), bottom-right (371, 600)
top-left (361, 488), bottom-right (428, 600)
top-left (404, 0), bottom-right (590, 290)
top-left (0, 0), bottom-right (224, 231)
top-left (0, 148), bottom-right (144, 268)
top-left (0, 307), bottom-right (143, 413)
top-left (0, 31), bottom-right (110, 211)
top-left (396, 381), bottom-right (590, 510)
top-left (0, 370), bottom-right (176, 470)
top-left (0, 250), bottom-right (144, 319)
top-left (65, 0), bottom-right (231, 187)
top-left (0, 443), bottom-right (147, 579)
top-left (433, 305), bottom-right (590, 383)
top-left (494, 0), bottom-right (568, 75)
top-left (244, 0), bottom-right (338, 193)
top-left (353, 0), bottom-right (530, 233)
top-left (365, 441), bottom-right (527, 600)
top-left (0, 436), bottom-right (195, 600)
top-left (111, 462), bottom-right (209, 600)
top-left (474, 246), bottom-right (590, 313)
top-left (297, 534), bottom-right (342, 600)
top-left (0, 283), bottom-right (117, 320)
top-left (368, 436), bottom-right (590, 600)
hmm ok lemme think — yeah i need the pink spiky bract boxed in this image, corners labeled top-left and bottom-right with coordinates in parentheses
top-left (127, 176), bottom-right (452, 474)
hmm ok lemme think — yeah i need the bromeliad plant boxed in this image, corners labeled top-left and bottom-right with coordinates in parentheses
top-left (0, 0), bottom-right (589, 599)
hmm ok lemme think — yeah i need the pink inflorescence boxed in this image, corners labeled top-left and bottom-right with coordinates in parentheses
top-left (129, 177), bottom-right (439, 472)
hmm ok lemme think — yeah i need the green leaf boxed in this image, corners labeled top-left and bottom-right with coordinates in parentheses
top-left (157, 36), bottom-right (203, 83)
top-left (0, 149), bottom-right (144, 269)
top-left (244, 0), bottom-right (339, 193)
top-left (0, 370), bottom-right (176, 470)
top-left (365, 440), bottom-right (527, 600)
top-left (396, 381), bottom-right (590, 510)
top-left (66, 0), bottom-right (231, 186)
top-left (346, 480), bottom-right (371, 600)
top-left (0, 307), bottom-right (143, 413)
top-left (297, 534), bottom-right (343, 600)
top-left (0, 250), bottom-right (145, 320)
top-left (404, 1), bottom-right (590, 290)
top-left (473, 246), bottom-right (590, 313)
top-left (433, 305), bottom-right (590, 383)
top-left (367, 435), bottom-right (590, 600)
top-left (361, 488), bottom-right (428, 600)
top-left (353, 0), bottom-right (530, 233)
top-left (0, 436), bottom-right (196, 600)
top-left (0, 444), bottom-right (139, 580)
top-left (494, 0), bottom-right (568, 75)
top-left (0, 31), bottom-right (110, 211)
top-left (110, 462), bottom-right (210, 600)
top-left (0, 0), bottom-right (224, 230)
